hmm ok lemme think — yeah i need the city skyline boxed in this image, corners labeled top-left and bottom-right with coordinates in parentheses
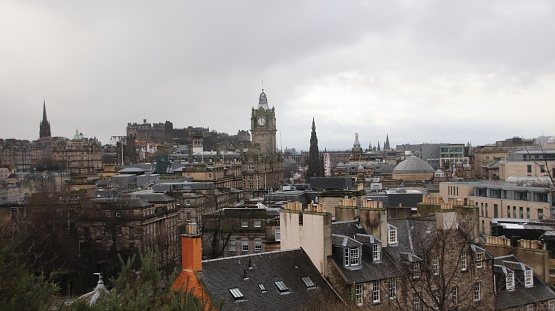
top-left (1, 1), bottom-right (554, 150)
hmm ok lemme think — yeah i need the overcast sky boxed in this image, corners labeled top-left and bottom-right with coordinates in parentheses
top-left (1, 0), bottom-right (554, 151)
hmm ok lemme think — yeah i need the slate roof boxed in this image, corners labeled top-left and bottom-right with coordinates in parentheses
top-left (494, 255), bottom-right (555, 309)
top-left (132, 191), bottom-right (175, 203)
top-left (331, 220), bottom-right (399, 284)
top-left (386, 218), bottom-right (435, 261)
top-left (198, 248), bottom-right (337, 311)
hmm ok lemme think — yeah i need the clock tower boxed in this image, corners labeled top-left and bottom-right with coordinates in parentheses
top-left (250, 89), bottom-right (277, 154)
top-left (242, 89), bottom-right (283, 198)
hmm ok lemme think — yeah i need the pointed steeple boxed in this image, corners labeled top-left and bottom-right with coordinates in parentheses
top-left (42, 100), bottom-right (48, 122)
top-left (39, 100), bottom-right (51, 139)
top-left (384, 134), bottom-right (390, 151)
top-left (306, 118), bottom-right (323, 181)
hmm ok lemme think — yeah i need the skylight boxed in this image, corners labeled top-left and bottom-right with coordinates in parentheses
top-left (301, 276), bottom-right (316, 288)
top-left (275, 281), bottom-right (289, 292)
top-left (258, 284), bottom-right (266, 292)
top-left (229, 288), bottom-right (244, 299)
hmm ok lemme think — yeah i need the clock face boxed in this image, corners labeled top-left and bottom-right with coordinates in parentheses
top-left (258, 117), bottom-right (266, 126)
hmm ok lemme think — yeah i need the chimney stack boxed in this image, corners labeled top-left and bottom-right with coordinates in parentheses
top-left (181, 222), bottom-right (202, 271)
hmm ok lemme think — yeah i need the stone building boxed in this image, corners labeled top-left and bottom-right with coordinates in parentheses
top-left (241, 90), bottom-right (283, 198)
top-left (439, 182), bottom-right (553, 234)
top-left (200, 204), bottom-right (280, 259)
top-left (84, 191), bottom-right (180, 268)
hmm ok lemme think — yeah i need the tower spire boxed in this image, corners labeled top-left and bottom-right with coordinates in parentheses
top-left (306, 118), bottom-right (323, 182)
top-left (39, 100), bottom-right (51, 139)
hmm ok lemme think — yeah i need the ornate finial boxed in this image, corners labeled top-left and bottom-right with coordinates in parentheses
top-left (355, 133), bottom-right (359, 139)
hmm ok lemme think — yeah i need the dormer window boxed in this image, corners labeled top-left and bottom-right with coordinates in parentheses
top-left (388, 224), bottom-right (398, 245)
top-left (344, 247), bottom-right (361, 267)
top-left (372, 243), bottom-right (381, 262)
top-left (525, 269), bottom-right (534, 288)
top-left (506, 270), bottom-right (515, 291)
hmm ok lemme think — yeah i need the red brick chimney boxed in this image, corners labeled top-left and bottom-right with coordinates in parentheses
top-left (181, 222), bottom-right (202, 271)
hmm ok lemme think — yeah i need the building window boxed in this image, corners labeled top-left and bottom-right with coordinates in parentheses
top-left (473, 282), bottom-right (481, 301)
top-left (229, 239), bottom-right (236, 252)
top-left (372, 244), bottom-right (381, 262)
top-left (413, 292), bottom-right (421, 311)
top-left (389, 278), bottom-right (396, 299)
top-left (345, 247), bottom-right (360, 267)
top-left (241, 220), bottom-right (248, 227)
top-left (254, 219), bottom-right (262, 227)
top-left (520, 207), bottom-right (524, 218)
top-left (525, 270), bottom-right (533, 287)
top-left (539, 209), bottom-right (544, 220)
top-left (350, 248), bottom-right (360, 266)
top-left (412, 262), bottom-right (420, 279)
top-left (506, 271), bottom-right (514, 291)
top-left (241, 239), bottom-right (249, 252)
top-left (548, 300), bottom-right (554, 311)
top-left (527, 304), bottom-right (535, 311)
top-left (476, 252), bottom-right (483, 269)
top-left (355, 283), bottom-right (363, 306)
top-left (372, 280), bottom-right (380, 303)
top-left (275, 228), bottom-right (281, 241)
top-left (186, 212), bottom-right (192, 220)
top-left (527, 164), bottom-right (532, 173)
top-left (461, 251), bottom-right (467, 271)
top-left (452, 286), bottom-right (458, 306)
top-left (254, 239), bottom-right (262, 252)
top-left (432, 255), bottom-right (439, 275)
top-left (513, 206), bottom-right (517, 218)
top-left (507, 206), bottom-right (511, 218)
top-left (527, 207), bottom-right (531, 219)
top-left (388, 226), bottom-right (398, 244)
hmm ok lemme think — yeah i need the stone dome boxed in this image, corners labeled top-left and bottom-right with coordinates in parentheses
top-left (393, 156), bottom-right (434, 174)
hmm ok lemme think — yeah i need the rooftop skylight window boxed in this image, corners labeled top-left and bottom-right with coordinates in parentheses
top-left (275, 281), bottom-right (289, 292)
top-left (301, 276), bottom-right (316, 288)
top-left (229, 288), bottom-right (244, 299)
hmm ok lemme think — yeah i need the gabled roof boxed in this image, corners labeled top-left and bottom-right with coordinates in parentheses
top-left (198, 249), bottom-right (338, 311)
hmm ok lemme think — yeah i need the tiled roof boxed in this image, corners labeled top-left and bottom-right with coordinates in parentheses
top-left (198, 249), bottom-right (338, 311)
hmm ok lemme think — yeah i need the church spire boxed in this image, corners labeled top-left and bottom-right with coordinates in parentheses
top-left (39, 100), bottom-right (51, 139)
top-left (306, 118), bottom-right (323, 182)
top-left (384, 134), bottom-right (391, 151)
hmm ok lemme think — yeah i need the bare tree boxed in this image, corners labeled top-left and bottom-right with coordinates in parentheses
top-left (390, 211), bottom-right (494, 311)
